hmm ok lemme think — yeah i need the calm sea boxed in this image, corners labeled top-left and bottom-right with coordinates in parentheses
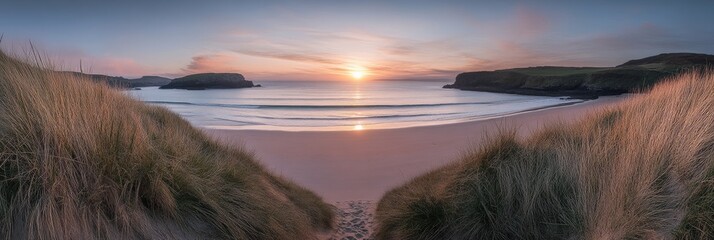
top-left (128, 80), bottom-right (582, 131)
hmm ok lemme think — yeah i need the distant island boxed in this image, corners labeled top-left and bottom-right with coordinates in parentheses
top-left (444, 53), bottom-right (714, 98)
top-left (159, 73), bottom-right (255, 90)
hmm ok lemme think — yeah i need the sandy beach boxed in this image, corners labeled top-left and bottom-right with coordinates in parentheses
top-left (206, 95), bottom-right (629, 203)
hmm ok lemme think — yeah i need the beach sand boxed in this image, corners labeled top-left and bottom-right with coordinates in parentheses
top-left (205, 95), bottom-right (628, 203)
top-left (206, 95), bottom-right (627, 239)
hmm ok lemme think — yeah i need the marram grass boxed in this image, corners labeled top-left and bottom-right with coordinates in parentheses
top-left (0, 50), bottom-right (333, 239)
top-left (376, 70), bottom-right (714, 239)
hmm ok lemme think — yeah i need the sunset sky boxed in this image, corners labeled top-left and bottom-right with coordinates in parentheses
top-left (2, 0), bottom-right (713, 80)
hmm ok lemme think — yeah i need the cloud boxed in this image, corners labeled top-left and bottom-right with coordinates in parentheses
top-left (178, 10), bottom-right (709, 80)
top-left (184, 53), bottom-right (241, 73)
top-left (129, 5), bottom-right (714, 79)
top-left (206, 25), bottom-right (491, 80)
top-left (299, 29), bottom-right (391, 43)
top-left (380, 45), bottom-right (416, 56)
top-left (234, 49), bottom-right (342, 65)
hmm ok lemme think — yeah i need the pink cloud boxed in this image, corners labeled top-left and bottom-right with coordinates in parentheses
top-left (184, 53), bottom-right (242, 74)
top-left (235, 49), bottom-right (341, 65)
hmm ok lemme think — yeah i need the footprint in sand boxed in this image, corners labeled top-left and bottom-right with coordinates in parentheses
top-left (327, 200), bottom-right (376, 240)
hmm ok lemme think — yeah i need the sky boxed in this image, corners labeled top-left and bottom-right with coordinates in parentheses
top-left (1, 0), bottom-right (713, 81)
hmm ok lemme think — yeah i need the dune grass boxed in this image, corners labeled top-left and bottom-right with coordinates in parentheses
top-left (376, 70), bottom-right (714, 239)
top-left (0, 50), bottom-right (333, 239)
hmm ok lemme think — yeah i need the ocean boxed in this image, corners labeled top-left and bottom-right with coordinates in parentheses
top-left (128, 80), bottom-right (583, 131)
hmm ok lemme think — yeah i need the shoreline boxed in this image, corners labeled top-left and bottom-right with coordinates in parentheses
top-left (202, 98), bottom-right (592, 133)
top-left (442, 85), bottom-right (622, 99)
top-left (205, 95), bottom-right (628, 202)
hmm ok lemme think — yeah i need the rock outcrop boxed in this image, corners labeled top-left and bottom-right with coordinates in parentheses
top-left (159, 73), bottom-right (254, 90)
top-left (130, 76), bottom-right (172, 87)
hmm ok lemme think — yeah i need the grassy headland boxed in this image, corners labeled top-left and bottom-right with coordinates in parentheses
top-left (378, 70), bottom-right (714, 239)
top-left (444, 53), bottom-right (714, 98)
top-left (0, 50), bottom-right (333, 239)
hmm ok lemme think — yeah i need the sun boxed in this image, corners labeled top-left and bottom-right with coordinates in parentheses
top-left (351, 71), bottom-right (364, 80)
top-left (346, 64), bottom-right (367, 80)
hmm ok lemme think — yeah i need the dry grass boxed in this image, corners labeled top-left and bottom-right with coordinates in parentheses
top-left (376, 70), bottom-right (714, 239)
top-left (0, 50), bottom-right (333, 239)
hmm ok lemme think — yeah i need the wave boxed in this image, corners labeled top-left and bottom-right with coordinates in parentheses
top-left (247, 112), bottom-right (459, 121)
top-left (144, 99), bottom-right (525, 110)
